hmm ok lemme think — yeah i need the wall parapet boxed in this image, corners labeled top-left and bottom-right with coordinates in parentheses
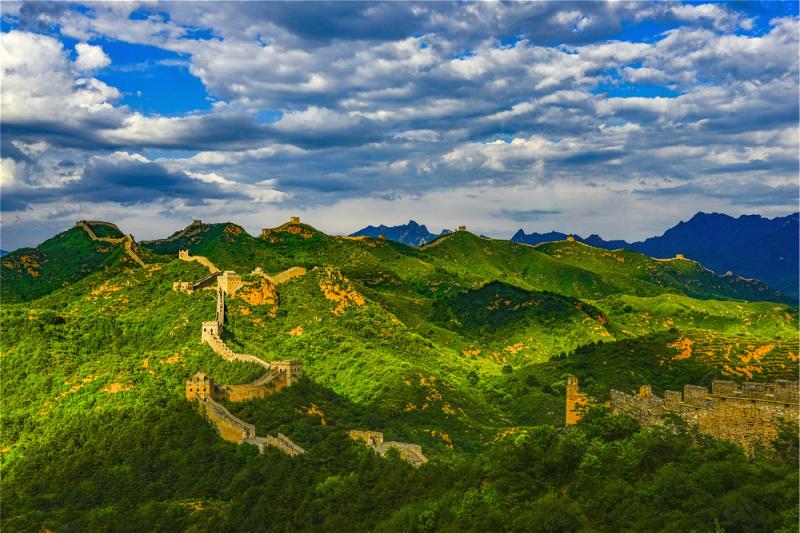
top-left (348, 430), bottom-right (428, 467)
top-left (76, 220), bottom-right (147, 268)
top-left (177, 250), bottom-right (220, 274)
top-left (607, 379), bottom-right (799, 455)
top-left (184, 266), bottom-right (305, 456)
top-left (187, 373), bottom-right (305, 456)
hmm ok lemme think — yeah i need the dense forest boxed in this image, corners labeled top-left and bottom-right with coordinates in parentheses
top-left (3, 405), bottom-right (797, 532)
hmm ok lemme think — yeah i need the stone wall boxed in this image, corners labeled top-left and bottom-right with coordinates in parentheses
top-left (178, 250), bottom-right (220, 274)
top-left (268, 266), bottom-right (307, 285)
top-left (266, 433), bottom-right (306, 456)
top-left (215, 286), bottom-right (225, 325)
top-left (218, 370), bottom-right (286, 402)
top-left (608, 379), bottom-right (799, 455)
top-left (565, 376), bottom-right (589, 425)
top-left (76, 220), bottom-right (147, 268)
top-left (172, 272), bottom-right (221, 294)
top-left (348, 430), bottom-right (428, 467)
top-left (183, 264), bottom-right (306, 456)
top-left (218, 271), bottom-right (243, 297)
top-left (203, 397), bottom-right (256, 442)
top-left (187, 373), bottom-right (305, 456)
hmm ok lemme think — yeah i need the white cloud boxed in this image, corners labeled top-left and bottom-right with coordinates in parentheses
top-left (0, 5), bottom-right (797, 250)
top-left (0, 30), bottom-right (122, 131)
top-left (74, 42), bottom-right (111, 70)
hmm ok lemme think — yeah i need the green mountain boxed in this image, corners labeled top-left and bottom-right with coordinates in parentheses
top-left (1, 226), bottom-right (127, 302)
top-left (1, 220), bottom-right (797, 531)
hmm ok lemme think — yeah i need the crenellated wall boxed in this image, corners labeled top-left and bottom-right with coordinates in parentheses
top-left (177, 250), bottom-right (220, 274)
top-left (187, 372), bottom-right (305, 455)
top-left (348, 430), bottom-right (428, 467)
top-left (76, 220), bottom-right (147, 267)
top-left (267, 266), bottom-right (307, 285)
top-left (184, 266), bottom-right (306, 456)
top-left (203, 397), bottom-right (256, 442)
top-left (607, 379), bottom-right (799, 455)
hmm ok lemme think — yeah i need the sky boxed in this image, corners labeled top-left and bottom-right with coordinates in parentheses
top-left (1, 1), bottom-right (798, 250)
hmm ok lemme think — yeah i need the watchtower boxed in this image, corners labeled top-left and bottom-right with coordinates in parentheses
top-left (192, 219), bottom-right (202, 226)
top-left (218, 271), bottom-right (243, 297)
top-left (457, 225), bottom-right (467, 232)
top-left (186, 371), bottom-right (215, 401)
top-left (178, 250), bottom-right (190, 260)
top-left (260, 228), bottom-right (273, 239)
top-left (566, 235), bottom-right (575, 242)
top-left (675, 253), bottom-right (685, 259)
top-left (271, 360), bottom-right (303, 386)
top-left (565, 376), bottom-right (589, 425)
top-left (201, 321), bottom-right (221, 342)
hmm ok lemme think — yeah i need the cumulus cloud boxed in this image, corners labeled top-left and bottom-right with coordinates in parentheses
top-left (74, 42), bottom-right (110, 70)
top-left (0, 151), bottom-right (278, 212)
top-left (0, 30), bottom-right (123, 148)
top-left (0, 2), bottom-right (797, 250)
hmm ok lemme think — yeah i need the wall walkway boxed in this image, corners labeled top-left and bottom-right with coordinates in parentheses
top-left (77, 220), bottom-right (147, 268)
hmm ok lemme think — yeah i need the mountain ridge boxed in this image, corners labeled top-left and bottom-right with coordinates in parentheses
top-left (350, 220), bottom-right (450, 246)
top-left (512, 211), bottom-right (799, 298)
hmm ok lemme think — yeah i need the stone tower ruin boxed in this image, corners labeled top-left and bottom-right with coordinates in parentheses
top-left (565, 376), bottom-right (589, 425)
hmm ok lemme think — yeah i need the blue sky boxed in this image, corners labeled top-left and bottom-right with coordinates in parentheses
top-left (0, 1), bottom-right (798, 249)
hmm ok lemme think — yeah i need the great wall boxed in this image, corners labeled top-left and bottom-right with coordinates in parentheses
top-left (349, 430), bottom-right (428, 468)
top-left (173, 217), bottom-right (428, 466)
top-left (566, 376), bottom-right (799, 455)
top-left (175, 248), bottom-right (308, 457)
top-left (76, 220), bottom-right (148, 268)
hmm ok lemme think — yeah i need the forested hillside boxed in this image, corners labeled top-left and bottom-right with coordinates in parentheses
top-left (1, 220), bottom-right (797, 532)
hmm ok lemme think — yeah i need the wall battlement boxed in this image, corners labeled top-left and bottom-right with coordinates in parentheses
top-left (349, 430), bottom-right (428, 467)
top-left (177, 250), bottom-right (220, 274)
top-left (262, 217), bottom-right (312, 238)
top-left (181, 263), bottom-right (306, 456)
top-left (606, 379), bottom-right (799, 455)
top-left (187, 372), bottom-right (306, 456)
top-left (76, 220), bottom-right (147, 268)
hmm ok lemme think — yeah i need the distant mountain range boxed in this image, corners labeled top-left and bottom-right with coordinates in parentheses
top-left (0, 250), bottom-right (8, 257)
top-left (351, 212), bottom-right (798, 298)
top-left (350, 220), bottom-right (450, 246)
top-left (512, 212), bottom-right (799, 298)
